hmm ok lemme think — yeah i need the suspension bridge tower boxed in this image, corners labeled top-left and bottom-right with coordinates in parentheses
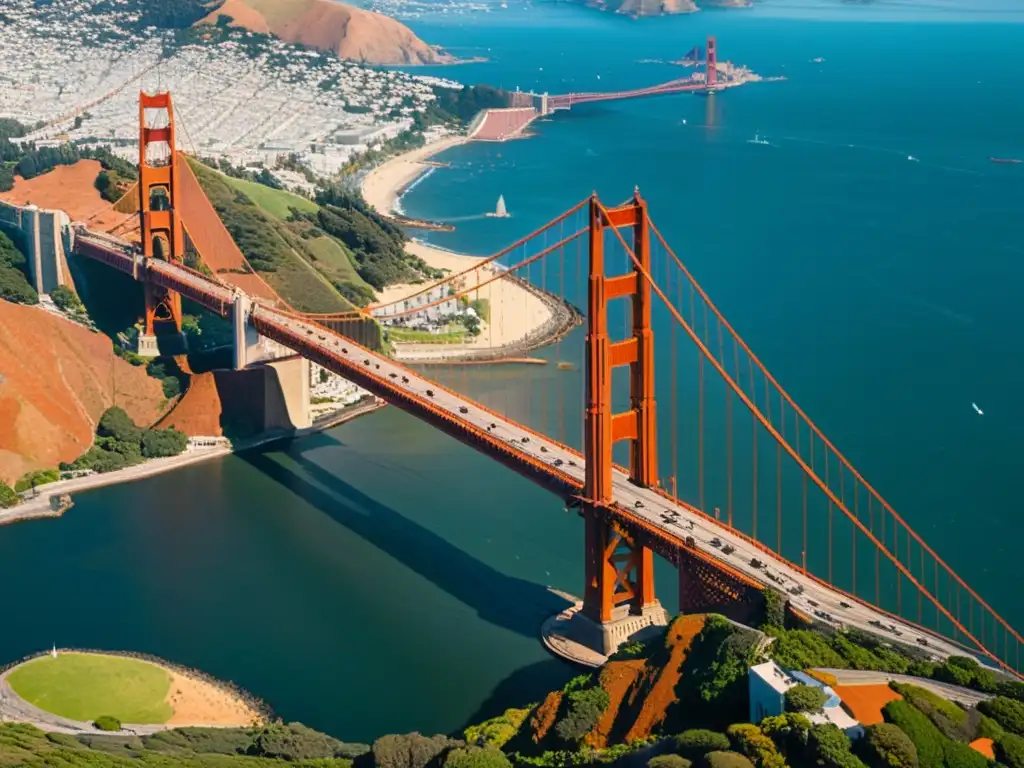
top-left (136, 91), bottom-right (185, 356)
top-left (570, 190), bottom-right (670, 655)
top-left (705, 36), bottom-right (718, 89)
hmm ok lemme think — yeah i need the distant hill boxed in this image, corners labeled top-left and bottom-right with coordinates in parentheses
top-left (198, 0), bottom-right (454, 66)
top-left (573, 0), bottom-right (753, 15)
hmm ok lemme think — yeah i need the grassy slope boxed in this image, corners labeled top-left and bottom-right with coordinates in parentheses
top-left (7, 653), bottom-right (172, 724)
top-left (219, 175), bottom-right (371, 295)
top-left (221, 175), bottom-right (318, 220)
top-left (187, 161), bottom-right (356, 314)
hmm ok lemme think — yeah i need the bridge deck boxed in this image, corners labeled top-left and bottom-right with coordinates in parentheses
top-left (74, 232), bottom-right (993, 670)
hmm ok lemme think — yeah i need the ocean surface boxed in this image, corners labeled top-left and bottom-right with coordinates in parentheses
top-left (1, 0), bottom-right (1023, 743)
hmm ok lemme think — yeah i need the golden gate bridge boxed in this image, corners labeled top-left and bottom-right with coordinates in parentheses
top-left (72, 91), bottom-right (1023, 675)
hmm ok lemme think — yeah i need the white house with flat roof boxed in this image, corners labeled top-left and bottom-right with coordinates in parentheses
top-left (748, 661), bottom-right (864, 740)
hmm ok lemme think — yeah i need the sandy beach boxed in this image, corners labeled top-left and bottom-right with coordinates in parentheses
top-left (362, 136), bottom-right (563, 358)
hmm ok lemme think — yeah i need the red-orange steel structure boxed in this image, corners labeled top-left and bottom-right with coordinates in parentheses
top-left (706, 36), bottom-right (718, 88)
top-left (139, 91), bottom-right (183, 334)
top-left (70, 90), bottom-right (1024, 677)
top-left (582, 192), bottom-right (659, 623)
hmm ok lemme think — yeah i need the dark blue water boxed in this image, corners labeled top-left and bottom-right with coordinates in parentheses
top-left (1, 1), bottom-right (1022, 744)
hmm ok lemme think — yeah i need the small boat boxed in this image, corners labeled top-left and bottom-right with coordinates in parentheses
top-left (972, 402), bottom-right (984, 416)
top-left (747, 133), bottom-right (771, 146)
top-left (486, 194), bottom-right (510, 218)
top-left (907, 155), bottom-right (919, 162)
top-left (989, 157), bottom-right (1022, 165)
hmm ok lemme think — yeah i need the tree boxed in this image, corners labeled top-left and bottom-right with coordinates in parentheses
top-left (807, 724), bottom-right (867, 768)
top-left (161, 376), bottom-right (182, 398)
top-left (97, 407), bottom-right (142, 444)
top-left (373, 733), bottom-right (454, 768)
top-left (979, 697), bottom-right (1024, 736)
top-left (995, 733), bottom-right (1024, 768)
top-left (785, 685), bottom-right (829, 713)
top-left (861, 723), bottom-right (918, 768)
top-left (726, 724), bottom-right (786, 768)
top-left (675, 731), bottom-right (732, 761)
top-left (141, 428), bottom-right (187, 459)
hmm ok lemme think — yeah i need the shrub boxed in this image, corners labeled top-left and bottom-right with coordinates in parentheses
top-left (444, 747), bottom-right (512, 768)
top-left (93, 715), bottom-right (121, 731)
top-left (725, 724), bottom-right (786, 768)
top-left (807, 724), bottom-right (867, 768)
top-left (995, 733), bottom-right (1024, 768)
top-left (704, 751), bottom-right (754, 768)
top-left (762, 589), bottom-right (786, 629)
top-left (97, 407), bottom-right (142, 443)
top-left (0, 481), bottom-right (19, 509)
top-left (996, 682), bottom-right (1024, 703)
top-left (464, 707), bottom-right (531, 749)
top-left (883, 700), bottom-right (946, 768)
top-left (373, 732), bottom-right (454, 768)
top-left (785, 685), bottom-right (828, 713)
top-left (161, 376), bottom-right (182, 398)
top-left (941, 740), bottom-right (988, 768)
top-left (14, 468), bottom-right (59, 493)
top-left (143, 726), bottom-right (258, 755)
top-left (861, 723), bottom-right (918, 768)
top-left (250, 723), bottom-right (351, 760)
top-left (760, 713), bottom-right (812, 758)
top-left (50, 284), bottom-right (83, 312)
top-left (554, 687), bottom-right (611, 745)
top-left (141, 427), bottom-right (188, 458)
top-left (890, 683), bottom-right (970, 741)
top-left (675, 730), bottom-right (732, 761)
top-left (979, 697), bottom-right (1024, 736)
top-left (649, 756), bottom-right (693, 768)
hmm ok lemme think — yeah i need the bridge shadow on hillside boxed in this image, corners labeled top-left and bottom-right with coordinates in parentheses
top-left (238, 438), bottom-right (574, 641)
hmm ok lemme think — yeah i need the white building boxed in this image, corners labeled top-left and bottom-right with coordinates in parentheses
top-left (748, 661), bottom-right (864, 739)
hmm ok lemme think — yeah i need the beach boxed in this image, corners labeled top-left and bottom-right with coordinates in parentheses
top-left (362, 135), bottom-right (567, 359)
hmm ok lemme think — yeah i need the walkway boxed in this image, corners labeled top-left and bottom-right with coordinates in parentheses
top-left (815, 668), bottom-right (994, 707)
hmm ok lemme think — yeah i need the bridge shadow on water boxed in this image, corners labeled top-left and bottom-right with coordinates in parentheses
top-left (237, 436), bottom-right (576, 644)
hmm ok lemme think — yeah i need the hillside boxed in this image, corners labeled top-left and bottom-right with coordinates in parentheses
top-left (577, 0), bottom-right (698, 15)
top-left (198, 0), bottom-right (454, 66)
top-left (0, 299), bottom-right (167, 486)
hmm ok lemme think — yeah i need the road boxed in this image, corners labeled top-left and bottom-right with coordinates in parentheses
top-left (817, 668), bottom-right (993, 707)
top-left (262, 309), bottom-right (984, 668)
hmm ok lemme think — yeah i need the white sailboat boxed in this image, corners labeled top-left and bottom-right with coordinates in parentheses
top-left (748, 132), bottom-right (771, 146)
top-left (486, 194), bottom-right (510, 218)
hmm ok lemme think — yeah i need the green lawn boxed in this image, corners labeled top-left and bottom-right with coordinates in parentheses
top-left (222, 175), bottom-right (318, 221)
top-left (7, 653), bottom-right (173, 724)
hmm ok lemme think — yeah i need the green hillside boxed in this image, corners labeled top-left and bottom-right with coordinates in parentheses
top-left (222, 175), bottom-right (319, 221)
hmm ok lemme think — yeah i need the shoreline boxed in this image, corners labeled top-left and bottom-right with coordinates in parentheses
top-left (0, 399), bottom-right (386, 528)
top-left (362, 130), bottom-right (582, 364)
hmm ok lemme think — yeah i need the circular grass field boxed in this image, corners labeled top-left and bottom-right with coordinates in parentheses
top-left (6, 652), bottom-right (174, 724)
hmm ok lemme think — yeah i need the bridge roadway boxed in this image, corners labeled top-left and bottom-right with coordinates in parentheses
top-left (76, 233), bottom-right (985, 668)
top-left (547, 77), bottom-right (720, 110)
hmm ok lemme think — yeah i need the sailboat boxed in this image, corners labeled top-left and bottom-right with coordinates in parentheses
top-left (747, 133), bottom-right (771, 146)
top-left (486, 194), bottom-right (510, 218)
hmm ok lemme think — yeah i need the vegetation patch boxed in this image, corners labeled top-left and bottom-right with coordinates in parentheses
top-left (6, 653), bottom-right (173, 724)
top-left (784, 684), bottom-right (828, 713)
top-left (0, 229), bottom-right (37, 305)
top-left (61, 406), bottom-right (187, 474)
top-left (464, 707), bottom-right (532, 749)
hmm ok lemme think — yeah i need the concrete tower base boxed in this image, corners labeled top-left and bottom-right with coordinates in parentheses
top-left (541, 596), bottom-right (670, 668)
